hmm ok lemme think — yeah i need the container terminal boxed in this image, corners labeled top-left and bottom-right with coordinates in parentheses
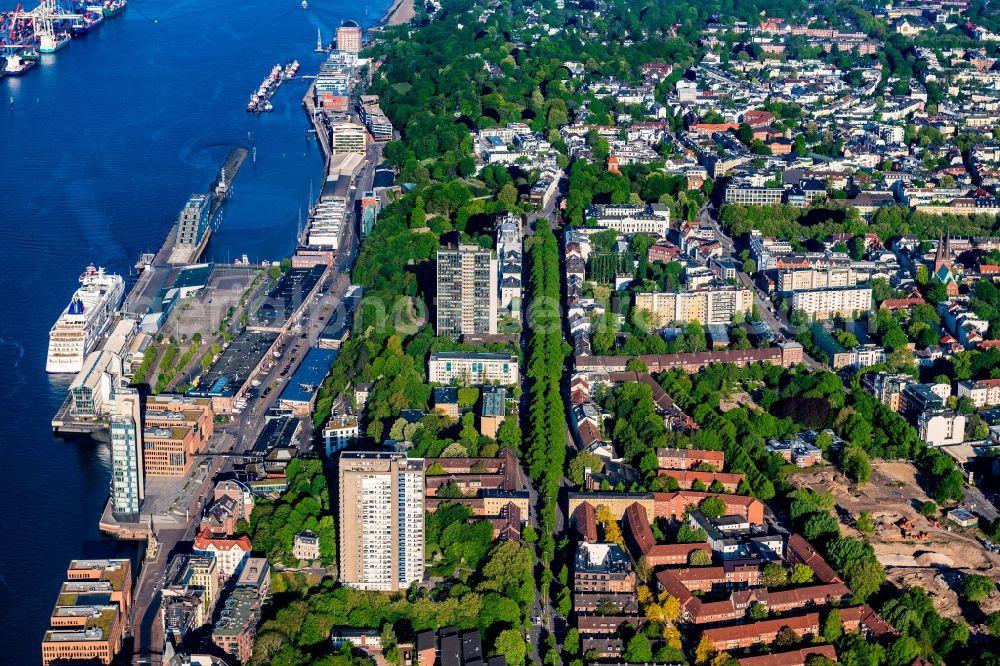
top-left (1, 0), bottom-right (127, 78)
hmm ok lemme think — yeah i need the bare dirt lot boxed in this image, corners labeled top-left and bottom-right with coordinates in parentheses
top-left (786, 461), bottom-right (1000, 631)
top-left (720, 390), bottom-right (760, 413)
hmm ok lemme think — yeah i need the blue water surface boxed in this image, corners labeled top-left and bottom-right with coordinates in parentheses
top-left (0, 0), bottom-right (386, 660)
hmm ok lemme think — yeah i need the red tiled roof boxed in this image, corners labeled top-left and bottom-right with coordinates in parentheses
top-left (840, 604), bottom-right (896, 638)
top-left (691, 123), bottom-right (739, 134)
top-left (737, 645), bottom-right (838, 666)
top-left (657, 448), bottom-right (725, 465)
top-left (575, 615), bottom-right (647, 634)
top-left (194, 530), bottom-right (252, 552)
top-left (574, 502), bottom-right (598, 543)
top-left (657, 469), bottom-right (744, 488)
top-left (786, 534), bottom-right (840, 584)
top-left (879, 296), bottom-right (925, 310)
top-left (576, 420), bottom-right (603, 447)
top-left (766, 582), bottom-right (851, 609)
top-left (624, 503), bottom-right (656, 554)
top-left (702, 613), bottom-right (820, 644)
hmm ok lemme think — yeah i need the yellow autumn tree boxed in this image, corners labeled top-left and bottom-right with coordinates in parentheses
top-left (645, 601), bottom-right (666, 623)
top-left (662, 623), bottom-right (682, 650)
top-left (595, 504), bottom-right (625, 547)
top-left (661, 594), bottom-right (681, 623)
top-left (605, 520), bottom-right (625, 547)
top-left (695, 634), bottom-right (715, 665)
top-left (712, 652), bottom-right (736, 666)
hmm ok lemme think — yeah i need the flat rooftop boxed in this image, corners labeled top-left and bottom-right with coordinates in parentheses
top-left (481, 386), bottom-right (506, 417)
top-left (279, 348), bottom-right (339, 405)
top-left (188, 331), bottom-right (279, 397)
top-left (429, 351), bottom-right (517, 361)
top-left (320, 288), bottom-right (362, 340)
top-left (213, 589), bottom-right (258, 636)
top-left (251, 416), bottom-right (300, 455)
top-left (247, 265), bottom-right (325, 329)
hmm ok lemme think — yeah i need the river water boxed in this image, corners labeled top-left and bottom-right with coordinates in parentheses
top-left (0, 0), bottom-right (385, 660)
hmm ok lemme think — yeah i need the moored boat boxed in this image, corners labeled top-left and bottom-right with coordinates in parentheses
top-left (39, 31), bottom-right (71, 53)
top-left (102, 0), bottom-right (127, 17)
top-left (69, 9), bottom-right (105, 35)
top-left (4, 53), bottom-right (36, 76)
top-left (46, 265), bottom-right (126, 374)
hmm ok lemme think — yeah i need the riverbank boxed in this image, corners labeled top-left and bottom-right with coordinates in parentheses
top-left (382, 0), bottom-right (415, 25)
top-left (0, 0), bottom-right (352, 660)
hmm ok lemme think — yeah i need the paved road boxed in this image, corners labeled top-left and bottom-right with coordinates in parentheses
top-left (700, 204), bottom-right (824, 370)
top-left (965, 483), bottom-right (1000, 523)
top-left (129, 140), bottom-right (375, 665)
top-left (517, 180), bottom-right (566, 664)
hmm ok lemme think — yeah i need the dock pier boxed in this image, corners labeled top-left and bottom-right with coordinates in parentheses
top-left (51, 395), bottom-right (111, 439)
top-left (303, 81), bottom-right (332, 161)
top-left (168, 147), bottom-right (249, 266)
top-left (53, 147), bottom-right (250, 435)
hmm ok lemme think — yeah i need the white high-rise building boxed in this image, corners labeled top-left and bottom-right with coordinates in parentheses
top-left (436, 244), bottom-right (498, 338)
top-left (339, 452), bottom-right (424, 591)
top-left (109, 388), bottom-right (144, 521)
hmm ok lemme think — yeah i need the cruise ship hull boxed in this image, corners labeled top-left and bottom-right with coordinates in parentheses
top-left (46, 266), bottom-right (125, 374)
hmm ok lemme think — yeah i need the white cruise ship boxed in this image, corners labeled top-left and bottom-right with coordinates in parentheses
top-left (46, 265), bottom-right (126, 373)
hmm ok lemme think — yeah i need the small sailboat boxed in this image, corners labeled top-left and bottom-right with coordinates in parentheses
top-left (315, 27), bottom-right (325, 52)
top-left (300, 0), bottom-right (307, 8)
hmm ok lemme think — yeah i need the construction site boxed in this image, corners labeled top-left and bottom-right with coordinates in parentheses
top-left (787, 461), bottom-right (1000, 633)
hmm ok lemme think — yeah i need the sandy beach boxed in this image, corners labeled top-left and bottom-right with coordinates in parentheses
top-left (383, 0), bottom-right (415, 25)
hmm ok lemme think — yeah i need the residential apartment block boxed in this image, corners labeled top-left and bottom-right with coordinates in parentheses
top-left (323, 414), bottom-right (359, 456)
top-left (573, 342), bottom-right (804, 374)
top-left (496, 217), bottom-right (523, 323)
top-left (656, 448), bottom-right (725, 470)
top-left (789, 286), bottom-right (872, 319)
top-left (958, 377), bottom-right (1000, 408)
top-left (193, 532), bottom-right (252, 580)
top-left (585, 203), bottom-right (671, 236)
top-left (358, 95), bottom-right (394, 142)
top-left (918, 409), bottom-right (966, 446)
top-left (211, 588), bottom-right (260, 663)
top-left (428, 351), bottom-right (519, 385)
top-left (724, 183), bottom-right (784, 205)
top-left (573, 542), bottom-right (637, 593)
top-left (162, 555), bottom-right (219, 628)
top-left (634, 288), bottom-right (754, 327)
top-left (862, 372), bottom-right (917, 411)
top-left (436, 244), bottom-right (498, 338)
top-left (339, 452), bottom-right (425, 591)
top-left (776, 267), bottom-right (857, 293)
